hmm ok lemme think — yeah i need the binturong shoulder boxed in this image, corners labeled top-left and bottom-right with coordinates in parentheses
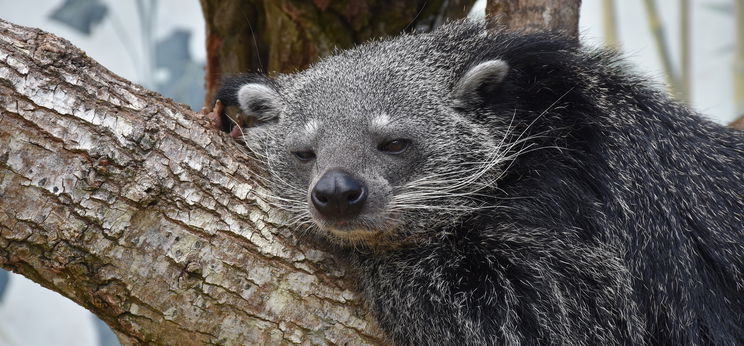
top-left (213, 19), bottom-right (744, 345)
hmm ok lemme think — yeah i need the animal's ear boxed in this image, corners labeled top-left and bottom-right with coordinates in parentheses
top-left (215, 75), bottom-right (281, 133)
top-left (452, 59), bottom-right (509, 107)
top-left (237, 83), bottom-right (281, 123)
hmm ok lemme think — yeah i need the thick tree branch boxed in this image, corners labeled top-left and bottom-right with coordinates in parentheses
top-left (0, 19), bottom-right (384, 345)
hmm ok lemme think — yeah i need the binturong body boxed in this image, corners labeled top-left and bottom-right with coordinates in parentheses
top-left (215, 20), bottom-right (744, 345)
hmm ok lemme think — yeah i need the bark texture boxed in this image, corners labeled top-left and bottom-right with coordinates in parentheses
top-left (0, 19), bottom-right (386, 345)
top-left (199, 0), bottom-right (476, 105)
top-left (486, 0), bottom-right (582, 38)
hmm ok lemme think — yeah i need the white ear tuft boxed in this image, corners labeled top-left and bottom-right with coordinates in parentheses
top-left (453, 59), bottom-right (509, 105)
top-left (237, 83), bottom-right (281, 122)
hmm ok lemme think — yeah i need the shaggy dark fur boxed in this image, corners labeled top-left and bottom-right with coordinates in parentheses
top-left (218, 20), bottom-right (744, 345)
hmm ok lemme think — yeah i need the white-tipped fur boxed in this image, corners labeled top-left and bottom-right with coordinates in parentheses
top-left (453, 59), bottom-right (509, 103)
top-left (303, 119), bottom-right (320, 136)
top-left (237, 83), bottom-right (281, 121)
top-left (370, 113), bottom-right (391, 130)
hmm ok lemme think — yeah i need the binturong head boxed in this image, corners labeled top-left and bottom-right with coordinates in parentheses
top-left (219, 21), bottom-right (534, 247)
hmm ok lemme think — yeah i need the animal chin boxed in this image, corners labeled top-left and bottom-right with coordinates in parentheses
top-left (314, 218), bottom-right (385, 241)
top-left (328, 227), bottom-right (382, 241)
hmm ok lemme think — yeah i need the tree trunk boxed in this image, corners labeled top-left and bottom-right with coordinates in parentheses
top-left (0, 19), bottom-right (386, 345)
top-left (486, 0), bottom-right (582, 38)
top-left (199, 0), bottom-right (476, 105)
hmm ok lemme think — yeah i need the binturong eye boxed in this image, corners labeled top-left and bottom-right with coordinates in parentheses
top-left (292, 150), bottom-right (316, 161)
top-left (377, 139), bottom-right (410, 154)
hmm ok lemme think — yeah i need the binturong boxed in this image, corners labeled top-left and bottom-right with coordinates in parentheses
top-left (214, 20), bottom-right (744, 345)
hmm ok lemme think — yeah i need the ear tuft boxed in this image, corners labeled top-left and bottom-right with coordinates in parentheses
top-left (237, 83), bottom-right (281, 122)
top-left (453, 59), bottom-right (509, 107)
top-left (215, 75), bottom-right (280, 132)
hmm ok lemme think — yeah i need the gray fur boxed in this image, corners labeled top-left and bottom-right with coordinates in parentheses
top-left (453, 59), bottom-right (509, 107)
top-left (221, 20), bottom-right (744, 345)
top-left (237, 83), bottom-right (281, 122)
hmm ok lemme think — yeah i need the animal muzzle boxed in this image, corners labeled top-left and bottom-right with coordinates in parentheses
top-left (311, 168), bottom-right (367, 219)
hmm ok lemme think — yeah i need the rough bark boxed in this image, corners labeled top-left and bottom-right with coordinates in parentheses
top-left (0, 19), bottom-right (386, 345)
top-left (486, 0), bottom-right (582, 38)
top-left (199, 0), bottom-right (476, 105)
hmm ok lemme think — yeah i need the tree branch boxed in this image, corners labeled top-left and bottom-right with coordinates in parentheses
top-left (0, 19), bottom-right (384, 345)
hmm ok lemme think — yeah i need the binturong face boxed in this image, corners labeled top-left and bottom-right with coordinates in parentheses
top-left (233, 32), bottom-right (515, 247)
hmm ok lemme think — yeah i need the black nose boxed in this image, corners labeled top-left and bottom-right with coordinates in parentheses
top-left (311, 169), bottom-right (367, 219)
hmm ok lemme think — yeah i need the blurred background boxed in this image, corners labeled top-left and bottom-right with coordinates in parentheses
top-left (0, 0), bottom-right (738, 345)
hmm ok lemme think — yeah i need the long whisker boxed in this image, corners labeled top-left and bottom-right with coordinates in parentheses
top-left (391, 90), bottom-right (574, 213)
